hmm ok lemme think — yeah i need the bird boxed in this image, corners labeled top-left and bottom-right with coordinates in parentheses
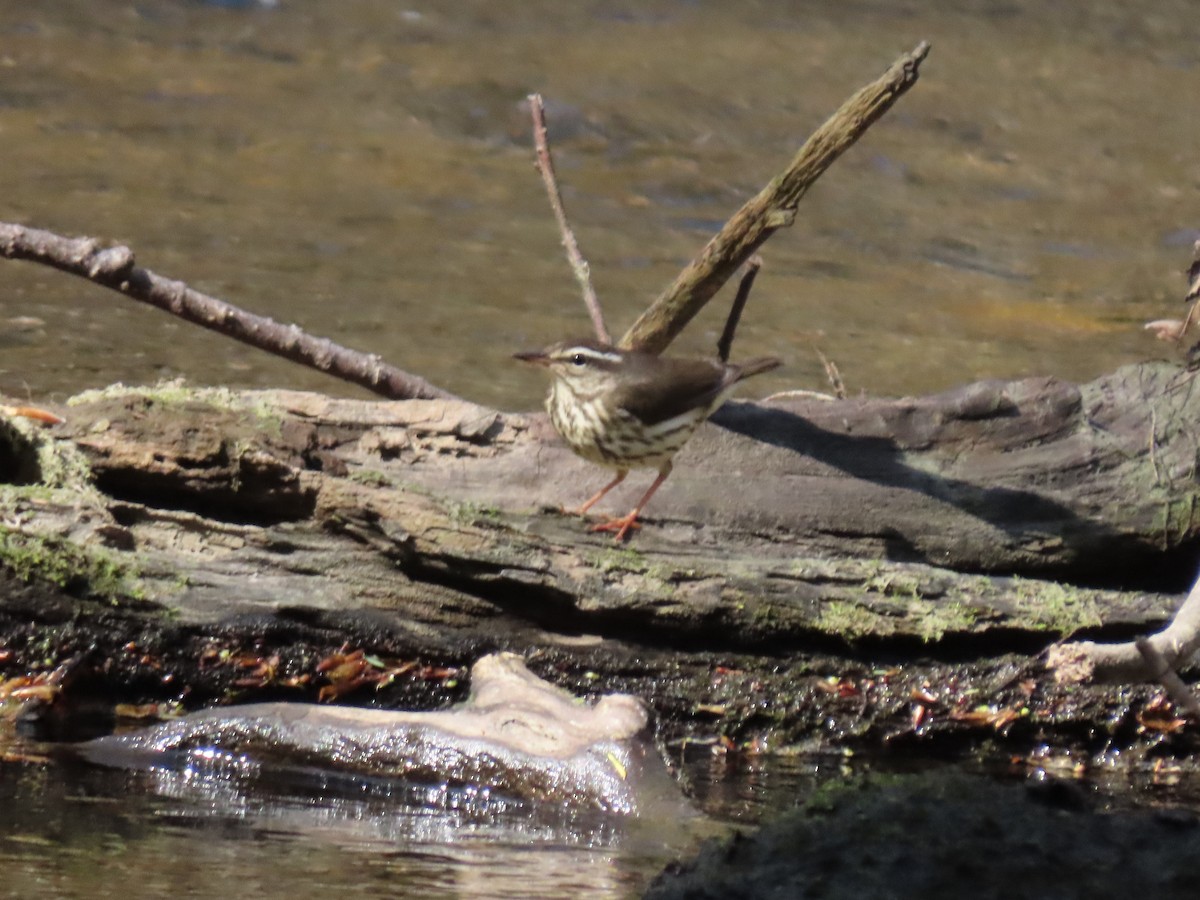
top-left (514, 338), bottom-right (781, 540)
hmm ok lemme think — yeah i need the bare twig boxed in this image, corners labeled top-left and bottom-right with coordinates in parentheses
top-left (814, 345), bottom-right (847, 399)
top-left (527, 93), bottom-right (609, 345)
top-left (716, 256), bottom-right (762, 362)
top-left (620, 42), bottom-right (931, 354)
top-left (0, 223), bottom-right (456, 401)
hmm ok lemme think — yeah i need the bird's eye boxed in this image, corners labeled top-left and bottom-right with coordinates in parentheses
top-left (570, 353), bottom-right (586, 366)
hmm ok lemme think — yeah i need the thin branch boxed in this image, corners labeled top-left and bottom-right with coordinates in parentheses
top-left (527, 93), bottom-right (609, 344)
top-left (716, 256), bottom-right (762, 362)
top-left (814, 345), bottom-right (847, 399)
top-left (620, 41), bottom-right (931, 354)
top-left (0, 223), bottom-right (456, 401)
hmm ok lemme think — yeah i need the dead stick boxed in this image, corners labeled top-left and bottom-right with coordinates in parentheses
top-left (0, 222), bottom-right (456, 401)
top-left (528, 93), bottom-right (609, 344)
top-left (716, 256), bottom-right (762, 363)
top-left (814, 345), bottom-right (847, 399)
top-left (620, 41), bottom-right (930, 354)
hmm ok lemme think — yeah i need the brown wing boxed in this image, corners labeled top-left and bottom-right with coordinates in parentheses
top-left (616, 354), bottom-right (734, 426)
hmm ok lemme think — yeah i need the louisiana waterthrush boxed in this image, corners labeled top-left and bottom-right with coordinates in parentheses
top-left (515, 339), bottom-right (781, 540)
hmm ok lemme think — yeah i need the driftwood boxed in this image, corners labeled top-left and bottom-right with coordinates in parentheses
top-left (14, 362), bottom-right (1191, 625)
top-left (7, 360), bottom-right (1197, 639)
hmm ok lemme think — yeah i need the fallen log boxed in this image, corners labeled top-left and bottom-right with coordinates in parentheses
top-left (0, 361), bottom-right (1196, 758)
top-left (40, 357), bottom-right (1200, 602)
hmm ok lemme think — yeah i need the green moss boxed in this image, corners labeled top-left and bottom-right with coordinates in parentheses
top-left (68, 380), bottom-right (284, 436)
top-left (0, 527), bottom-right (142, 603)
top-left (349, 469), bottom-right (393, 487)
top-left (68, 379), bottom-right (207, 408)
top-left (817, 600), bottom-right (889, 640)
top-left (1010, 576), bottom-right (1102, 636)
top-left (445, 499), bottom-right (503, 527)
top-left (909, 599), bottom-right (980, 643)
top-left (863, 571), bottom-right (922, 599)
top-left (0, 415), bottom-right (95, 492)
top-left (591, 545), bottom-right (647, 574)
top-left (1155, 495), bottom-right (1200, 549)
top-left (802, 770), bottom-right (912, 815)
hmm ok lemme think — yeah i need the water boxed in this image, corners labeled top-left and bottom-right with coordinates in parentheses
top-left (1, 1), bottom-right (1196, 411)
top-left (6, 728), bottom-right (1198, 899)
top-left (0, 729), bottom-right (843, 900)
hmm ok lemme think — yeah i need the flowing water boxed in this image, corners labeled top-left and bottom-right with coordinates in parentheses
top-left (0, 728), bottom-right (853, 899)
top-left (1, 1), bottom-right (1197, 411)
top-left (3, 1), bottom-right (1200, 896)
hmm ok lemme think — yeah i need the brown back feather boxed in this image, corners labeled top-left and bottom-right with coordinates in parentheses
top-left (617, 352), bottom-right (781, 426)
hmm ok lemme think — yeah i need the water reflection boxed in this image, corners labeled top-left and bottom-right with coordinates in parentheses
top-left (0, 717), bottom-right (868, 899)
top-left (9, 722), bottom-right (1200, 898)
top-left (0, 733), bottom-right (675, 899)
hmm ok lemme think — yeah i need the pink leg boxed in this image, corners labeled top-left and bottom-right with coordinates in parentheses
top-left (573, 470), bottom-right (628, 517)
top-left (590, 463), bottom-right (672, 542)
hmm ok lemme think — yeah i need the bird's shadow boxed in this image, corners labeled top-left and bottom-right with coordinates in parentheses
top-left (710, 398), bottom-right (1183, 590)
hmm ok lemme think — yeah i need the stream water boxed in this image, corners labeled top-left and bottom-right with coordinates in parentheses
top-left (1, 1), bottom-right (1198, 410)
top-left (3, 1), bottom-right (1200, 896)
top-left (0, 729), bottom-right (852, 899)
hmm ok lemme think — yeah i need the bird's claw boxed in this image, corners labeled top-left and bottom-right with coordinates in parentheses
top-left (589, 514), bottom-right (642, 542)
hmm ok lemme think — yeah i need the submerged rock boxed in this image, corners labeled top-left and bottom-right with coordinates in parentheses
top-left (79, 653), bottom-right (684, 816)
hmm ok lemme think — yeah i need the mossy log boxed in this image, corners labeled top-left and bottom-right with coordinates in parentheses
top-left (1, 360), bottom-right (1197, 754)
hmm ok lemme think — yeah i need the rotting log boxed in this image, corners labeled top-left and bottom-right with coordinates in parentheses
top-left (1, 362), bottom-right (1198, 756)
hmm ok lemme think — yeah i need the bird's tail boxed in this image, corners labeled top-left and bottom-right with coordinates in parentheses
top-left (733, 356), bottom-right (782, 381)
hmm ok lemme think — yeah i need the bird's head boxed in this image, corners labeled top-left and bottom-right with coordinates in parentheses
top-left (514, 339), bottom-right (626, 395)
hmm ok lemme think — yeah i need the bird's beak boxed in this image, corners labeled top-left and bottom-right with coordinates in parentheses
top-left (513, 350), bottom-right (550, 367)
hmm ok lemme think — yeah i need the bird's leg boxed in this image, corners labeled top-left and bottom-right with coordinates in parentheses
top-left (572, 470), bottom-right (628, 517)
top-left (591, 463), bottom-right (672, 542)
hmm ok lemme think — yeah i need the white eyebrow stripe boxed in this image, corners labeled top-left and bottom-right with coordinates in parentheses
top-left (557, 347), bottom-right (624, 364)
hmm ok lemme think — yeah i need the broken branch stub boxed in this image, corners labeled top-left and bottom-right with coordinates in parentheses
top-left (619, 41), bottom-right (930, 355)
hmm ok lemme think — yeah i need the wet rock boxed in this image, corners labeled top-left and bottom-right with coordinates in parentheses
top-left (78, 653), bottom-right (686, 816)
top-left (645, 771), bottom-right (1200, 899)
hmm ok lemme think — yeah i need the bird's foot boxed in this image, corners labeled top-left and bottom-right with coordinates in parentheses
top-left (590, 512), bottom-right (642, 542)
